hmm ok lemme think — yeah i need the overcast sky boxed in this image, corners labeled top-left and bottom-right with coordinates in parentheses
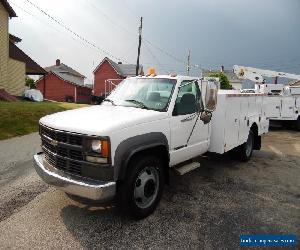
top-left (8, 0), bottom-right (300, 83)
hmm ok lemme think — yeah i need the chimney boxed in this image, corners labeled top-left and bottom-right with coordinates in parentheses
top-left (118, 62), bottom-right (122, 64)
top-left (56, 59), bottom-right (60, 66)
top-left (221, 65), bottom-right (224, 72)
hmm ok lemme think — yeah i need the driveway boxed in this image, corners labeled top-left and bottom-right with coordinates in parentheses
top-left (0, 131), bottom-right (299, 249)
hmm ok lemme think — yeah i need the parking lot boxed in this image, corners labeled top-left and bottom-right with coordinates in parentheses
top-left (0, 130), bottom-right (299, 249)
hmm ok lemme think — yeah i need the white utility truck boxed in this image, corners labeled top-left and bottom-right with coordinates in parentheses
top-left (34, 73), bottom-right (268, 219)
top-left (234, 65), bottom-right (300, 130)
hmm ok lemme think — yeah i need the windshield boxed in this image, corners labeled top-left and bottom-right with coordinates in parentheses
top-left (105, 78), bottom-right (176, 111)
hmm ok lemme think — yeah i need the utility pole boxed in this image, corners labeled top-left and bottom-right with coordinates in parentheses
top-left (136, 17), bottom-right (143, 76)
top-left (187, 49), bottom-right (191, 76)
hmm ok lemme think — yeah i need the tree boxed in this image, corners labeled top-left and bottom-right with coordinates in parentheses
top-left (25, 76), bottom-right (36, 89)
top-left (208, 72), bottom-right (232, 89)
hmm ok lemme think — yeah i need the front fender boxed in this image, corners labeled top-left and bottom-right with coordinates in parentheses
top-left (113, 132), bottom-right (169, 181)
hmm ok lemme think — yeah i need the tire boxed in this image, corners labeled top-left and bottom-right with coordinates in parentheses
top-left (117, 155), bottom-right (165, 220)
top-left (296, 116), bottom-right (300, 131)
top-left (237, 130), bottom-right (254, 162)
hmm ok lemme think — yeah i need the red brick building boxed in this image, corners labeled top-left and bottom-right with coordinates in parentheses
top-left (36, 59), bottom-right (92, 103)
top-left (93, 57), bottom-right (143, 97)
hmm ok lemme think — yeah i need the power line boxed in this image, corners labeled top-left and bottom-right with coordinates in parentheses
top-left (120, 0), bottom-right (188, 65)
top-left (10, 1), bottom-right (93, 50)
top-left (24, 0), bottom-right (128, 63)
top-left (85, 0), bottom-right (136, 38)
top-left (11, 1), bottom-right (188, 75)
top-left (10, 1), bottom-right (61, 33)
top-left (22, 0), bottom-right (200, 73)
top-left (142, 40), bottom-right (164, 70)
top-left (84, 0), bottom-right (189, 66)
top-left (120, 41), bottom-right (137, 61)
top-left (143, 38), bottom-right (186, 65)
top-left (123, 0), bottom-right (139, 19)
top-left (84, 0), bottom-right (188, 66)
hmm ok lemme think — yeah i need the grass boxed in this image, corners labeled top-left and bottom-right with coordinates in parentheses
top-left (0, 101), bottom-right (88, 140)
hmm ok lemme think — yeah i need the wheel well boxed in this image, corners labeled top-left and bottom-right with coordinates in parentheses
top-left (127, 146), bottom-right (170, 184)
top-left (250, 123), bottom-right (261, 150)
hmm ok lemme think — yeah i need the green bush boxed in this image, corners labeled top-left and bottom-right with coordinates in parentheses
top-left (208, 72), bottom-right (232, 89)
top-left (25, 76), bottom-right (36, 89)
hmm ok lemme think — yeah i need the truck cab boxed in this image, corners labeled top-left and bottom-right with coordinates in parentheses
top-left (33, 75), bottom-right (243, 219)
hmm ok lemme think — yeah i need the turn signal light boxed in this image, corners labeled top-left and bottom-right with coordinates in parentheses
top-left (101, 140), bottom-right (109, 157)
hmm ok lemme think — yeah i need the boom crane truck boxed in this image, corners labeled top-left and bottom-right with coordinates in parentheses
top-left (234, 65), bottom-right (300, 130)
top-left (34, 71), bottom-right (269, 219)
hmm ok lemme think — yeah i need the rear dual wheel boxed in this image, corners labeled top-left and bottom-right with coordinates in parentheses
top-left (296, 116), bottom-right (300, 131)
top-left (232, 130), bottom-right (254, 162)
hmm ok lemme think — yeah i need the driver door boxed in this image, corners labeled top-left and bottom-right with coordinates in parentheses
top-left (169, 80), bottom-right (210, 166)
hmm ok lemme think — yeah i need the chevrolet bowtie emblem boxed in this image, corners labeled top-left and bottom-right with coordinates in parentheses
top-left (50, 139), bottom-right (58, 146)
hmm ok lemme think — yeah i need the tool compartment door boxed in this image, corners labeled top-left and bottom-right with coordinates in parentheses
top-left (238, 97), bottom-right (249, 144)
top-left (224, 96), bottom-right (240, 151)
top-left (296, 97), bottom-right (300, 109)
top-left (267, 96), bottom-right (281, 119)
top-left (281, 97), bottom-right (295, 118)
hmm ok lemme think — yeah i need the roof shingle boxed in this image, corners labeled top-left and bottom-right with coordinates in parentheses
top-left (45, 63), bottom-right (88, 87)
top-left (94, 57), bottom-right (143, 77)
top-left (45, 63), bottom-right (85, 78)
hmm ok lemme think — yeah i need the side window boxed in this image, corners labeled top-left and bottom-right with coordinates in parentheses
top-left (173, 80), bottom-right (202, 116)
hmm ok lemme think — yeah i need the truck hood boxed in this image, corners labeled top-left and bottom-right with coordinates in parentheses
top-left (40, 104), bottom-right (168, 136)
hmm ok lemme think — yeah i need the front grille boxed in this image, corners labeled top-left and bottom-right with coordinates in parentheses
top-left (40, 126), bottom-right (82, 146)
top-left (41, 125), bottom-right (84, 176)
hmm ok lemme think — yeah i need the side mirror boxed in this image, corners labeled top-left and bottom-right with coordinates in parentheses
top-left (200, 110), bottom-right (212, 124)
top-left (204, 81), bottom-right (218, 112)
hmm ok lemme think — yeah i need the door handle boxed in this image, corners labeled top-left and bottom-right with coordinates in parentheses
top-left (181, 114), bottom-right (197, 122)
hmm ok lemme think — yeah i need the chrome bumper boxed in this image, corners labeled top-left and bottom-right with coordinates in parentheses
top-left (33, 153), bottom-right (116, 201)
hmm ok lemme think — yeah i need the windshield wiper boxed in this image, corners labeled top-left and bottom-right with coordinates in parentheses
top-left (125, 99), bottom-right (149, 109)
top-left (103, 98), bottom-right (116, 106)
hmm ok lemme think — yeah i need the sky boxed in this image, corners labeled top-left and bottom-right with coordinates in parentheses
top-left (8, 0), bottom-right (300, 84)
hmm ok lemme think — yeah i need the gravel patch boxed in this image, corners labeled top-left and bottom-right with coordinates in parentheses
top-left (0, 131), bottom-right (299, 249)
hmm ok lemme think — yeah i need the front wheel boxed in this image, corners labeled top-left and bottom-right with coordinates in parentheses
top-left (117, 155), bottom-right (165, 219)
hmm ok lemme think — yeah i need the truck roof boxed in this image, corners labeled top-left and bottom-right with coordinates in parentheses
top-left (218, 89), bottom-right (267, 97)
top-left (130, 75), bottom-right (199, 81)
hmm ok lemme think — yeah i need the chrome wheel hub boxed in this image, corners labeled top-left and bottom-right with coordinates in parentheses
top-left (134, 166), bottom-right (159, 209)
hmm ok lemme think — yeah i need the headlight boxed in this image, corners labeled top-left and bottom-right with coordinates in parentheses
top-left (91, 140), bottom-right (101, 153)
top-left (86, 139), bottom-right (110, 163)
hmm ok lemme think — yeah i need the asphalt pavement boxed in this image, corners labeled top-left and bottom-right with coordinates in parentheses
top-left (0, 131), bottom-right (299, 249)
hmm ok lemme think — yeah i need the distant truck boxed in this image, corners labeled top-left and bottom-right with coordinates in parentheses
top-left (256, 84), bottom-right (300, 130)
top-left (234, 65), bottom-right (300, 130)
top-left (34, 73), bottom-right (269, 219)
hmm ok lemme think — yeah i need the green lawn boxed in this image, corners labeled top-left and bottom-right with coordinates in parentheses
top-left (0, 101), bottom-right (88, 140)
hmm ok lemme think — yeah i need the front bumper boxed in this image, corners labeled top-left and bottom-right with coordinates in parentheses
top-left (33, 153), bottom-right (116, 201)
